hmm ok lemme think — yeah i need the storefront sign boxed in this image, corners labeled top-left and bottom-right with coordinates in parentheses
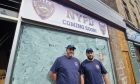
top-left (128, 41), bottom-right (140, 83)
top-left (126, 27), bottom-right (140, 43)
top-left (0, 8), bottom-right (18, 18)
top-left (128, 42), bottom-right (136, 57)
top-left (20, 0), bottom-right (109, 38)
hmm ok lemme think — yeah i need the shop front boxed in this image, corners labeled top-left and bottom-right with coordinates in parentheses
top-left (126, 26), bottom-right (140, 84)
top-left (0, 3), bottom-right (19, 84)
top-left (5, 0), bottom-right (116, 84)
top-left (108, 26), bottom-right (136, 84)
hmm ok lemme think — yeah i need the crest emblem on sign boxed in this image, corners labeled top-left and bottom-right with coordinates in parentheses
top-left (99, 22), bottom-right (107, 35)
top-left (32, 0), bottom-right (55, 20)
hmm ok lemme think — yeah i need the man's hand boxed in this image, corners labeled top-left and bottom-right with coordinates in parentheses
top-left (80, 74), bottom-right (84, 84)
top-left (103, 74), bottom-right (110, 84)
top-left (49, 71), bottom-right (57, 81)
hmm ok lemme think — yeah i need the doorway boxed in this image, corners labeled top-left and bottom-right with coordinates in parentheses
top-left (0, 19), bottom-right (16, 83)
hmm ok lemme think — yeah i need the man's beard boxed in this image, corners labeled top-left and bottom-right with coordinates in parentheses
top-left (88, 56), bottom-right (93, 60)
top-left (67, 53), bottom-right (74, 58)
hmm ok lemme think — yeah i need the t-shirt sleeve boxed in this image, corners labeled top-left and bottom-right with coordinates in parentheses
top-left (80, 63), bottom-right (85, 74)
top-left (50, 58), bottom-right (60, 73)
top-left (99, 61), bottom-right (107, 74)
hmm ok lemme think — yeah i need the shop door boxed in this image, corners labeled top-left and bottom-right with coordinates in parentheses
top-left (0, 20), bottom-right (16, 84)
top-left (117, 30), bottom-right (135, 84)
top-left (122, 51), bottom-right (135, 84)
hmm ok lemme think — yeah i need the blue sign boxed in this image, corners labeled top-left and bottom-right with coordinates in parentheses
top-left (126, 27), bottom-right (140, 43)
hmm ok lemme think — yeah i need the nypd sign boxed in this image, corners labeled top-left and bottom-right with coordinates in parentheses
top-left (20, 0), bottom-right (109, 38)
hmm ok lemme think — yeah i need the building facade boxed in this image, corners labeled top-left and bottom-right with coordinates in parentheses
top-left (101, 0), bottom-right (140, 29)
top-left (0, 0), bottom-right (139, 84)
top-left (101, 0), bottom-right (140, 83)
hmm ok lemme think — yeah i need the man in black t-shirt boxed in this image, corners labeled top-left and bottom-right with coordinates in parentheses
top-left (80, 48), bottom-right (110, 84)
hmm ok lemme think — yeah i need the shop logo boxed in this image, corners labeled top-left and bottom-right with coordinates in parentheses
top-left (99, 22), bottom-right (107, 35)
top-left (96, 64), bottom-right (100, 70)
top-left (74, 62), bottom-right (79, 67)
top-left (32, 0), bottom-right (55, 20)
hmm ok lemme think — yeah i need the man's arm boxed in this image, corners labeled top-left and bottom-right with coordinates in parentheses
top-left (103, 74), bottom-right (110, 84)
top-left (49, 58), bottom-right (59, 81)
top-left (49, 71), bottom-right (57, 81)
top-left (80, 74), bottom-right (84, 84)
top-left (99, 61), bottom-right (110, 84)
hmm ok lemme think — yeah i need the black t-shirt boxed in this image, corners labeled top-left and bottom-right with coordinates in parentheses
top-left (80, 59), bottom-right (107, 84)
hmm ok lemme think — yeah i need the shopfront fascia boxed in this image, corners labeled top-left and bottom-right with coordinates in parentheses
top-left (5, 0), bottom-right (117, 84)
